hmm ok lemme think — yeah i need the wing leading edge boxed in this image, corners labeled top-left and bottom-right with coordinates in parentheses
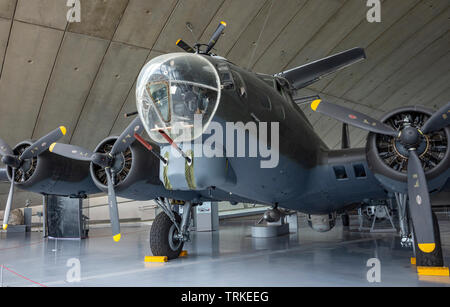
top-left (276, 48), bottom-right (366, 90)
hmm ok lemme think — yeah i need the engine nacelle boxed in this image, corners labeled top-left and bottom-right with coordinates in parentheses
top-left (89, 137), bottom-right (196, 201)
top-left (307, 212), bottom-right (336, 232)
top-left (366, 106), bottom-right (450, 194)
top-left (6, 141), bottom-right (99, 197)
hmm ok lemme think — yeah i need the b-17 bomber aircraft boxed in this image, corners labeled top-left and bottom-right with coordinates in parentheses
top-left (1, 22), bottom-right (449, 267)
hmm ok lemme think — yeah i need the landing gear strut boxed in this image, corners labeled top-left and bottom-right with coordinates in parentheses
top-left (395, 193), bottom-right (412, 247)
top-left (150, 198), bottom-right (194, 260)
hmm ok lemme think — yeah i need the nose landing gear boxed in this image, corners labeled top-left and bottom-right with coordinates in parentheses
top-left (150, 198), bottom-right (194, 260)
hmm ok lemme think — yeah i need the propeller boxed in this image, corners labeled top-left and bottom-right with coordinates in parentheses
top-left (176, 39), bottom-right (195, 53)
top-left (105, 167), bottom-right (120, 242)
top-left (205, 21), bottom-right (227, 54)
top-left (312, 99), bottom-right (450, 253)
top-left (311, 100), bottom-right (398, 137)
top-left (407, 150), bottom-right (435, 252)
top-left (0, 126), bottom-right (66, 230)
top-left (175, 21), bottom-right (227, 55)
top-left (421, 102), bottom-right (450, 134)
top-left (49, 117), bottom-right (144, 241)
top-left (3, 169), bottom-right (15, 230)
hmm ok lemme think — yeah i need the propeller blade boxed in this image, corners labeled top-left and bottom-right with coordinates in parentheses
top-left (124, 111), bottom-right (139, 118)
top-left (311, 99), bottom-right (398, 137)
top-left (0, 138), bottom-right (13, 157)
top-left (20, 126), bottom-right (67, 160)
top-left (2, 169), bottom-right (15, 230)
top-left (176, 39), bottom-right (195, 53)
top-left (49, 143), bottom-right (94, 162)
top-left (421, 101), bottom-right (450, 134)
top-left (105, 167), bottom-right (121, 242)
top-left (407, 150), bottom-right (436, 253)
top-left (111, 117), bottom-right (144, 156)
top-left (205, 21), bottom-right (227, 54)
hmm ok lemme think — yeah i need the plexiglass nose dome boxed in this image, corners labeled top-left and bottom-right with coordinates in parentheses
top-left (136, 53), bottom-right (221, 144)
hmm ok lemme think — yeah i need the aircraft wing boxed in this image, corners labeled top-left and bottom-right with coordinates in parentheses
top-left (276, 48), bottom-right (366, 90)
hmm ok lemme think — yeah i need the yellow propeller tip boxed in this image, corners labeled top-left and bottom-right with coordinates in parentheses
top-left (49, 143), bottom-right (56, 153)
top-left (60, 126), bottom-right (67, 136)
top-left (311, 99), bottom-right (322, 112)
top-left (419, 243), bottom-right (435, 253)
top-left (221, 21), bottom-right (227, 26)
top-left (3, 224), bottom-right (7, 230)
top-left (113, 233), bottom-right (121, 242)
top-left (176, 39), bottom-right (181, 45)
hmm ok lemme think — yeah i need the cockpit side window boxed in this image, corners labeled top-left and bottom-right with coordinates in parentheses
top-left (217, 63), bottom-right (234, 90)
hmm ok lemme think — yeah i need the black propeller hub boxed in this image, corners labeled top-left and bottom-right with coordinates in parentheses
top-left (1, 155), bottom-right (21, 168)
top-left (399, 126), bottom-right (422, 148)
top-left (111, 153), bottom-right (125, 173)
top-left (92, 153), bottom-right (113, 168)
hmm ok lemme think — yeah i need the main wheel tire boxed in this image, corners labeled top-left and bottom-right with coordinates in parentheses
top-left (150, 211), bottom-right (184, 260)
top-left (414, 212), bottom-right (444, 267)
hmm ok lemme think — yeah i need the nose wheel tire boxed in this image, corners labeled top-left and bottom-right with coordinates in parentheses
top-left (413, 212), bottom-right (444, 267)
top-left (150, 211), bottom-right (184, 260)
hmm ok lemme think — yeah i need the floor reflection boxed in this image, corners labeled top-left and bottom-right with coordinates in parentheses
top-left (0, 215), bottom-right (448, 287)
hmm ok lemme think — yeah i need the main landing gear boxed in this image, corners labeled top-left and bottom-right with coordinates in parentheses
top-left (150, 198), bottom-right (194, 260)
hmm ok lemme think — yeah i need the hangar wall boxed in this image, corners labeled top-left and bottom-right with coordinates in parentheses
top-left (0, 196), bottom-right (268, 226)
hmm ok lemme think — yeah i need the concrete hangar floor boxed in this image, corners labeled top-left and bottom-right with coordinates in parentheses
top-left (0, 214), bottom-right (449, 287)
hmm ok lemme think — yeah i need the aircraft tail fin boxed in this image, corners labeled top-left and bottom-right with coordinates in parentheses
top-left (276, 48), bottom-right (366, 90)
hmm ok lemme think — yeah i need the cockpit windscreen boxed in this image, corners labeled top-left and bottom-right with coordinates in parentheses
top-left (136, 53), bottom-right (221, 144)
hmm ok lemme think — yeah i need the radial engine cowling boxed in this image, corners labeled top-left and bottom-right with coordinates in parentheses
top-left (89, 136), bottom-right (166, 201)
top-left (366, 106), bottom-right (450, 194)
top-left (6, 141), bottom-right (99, 196)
